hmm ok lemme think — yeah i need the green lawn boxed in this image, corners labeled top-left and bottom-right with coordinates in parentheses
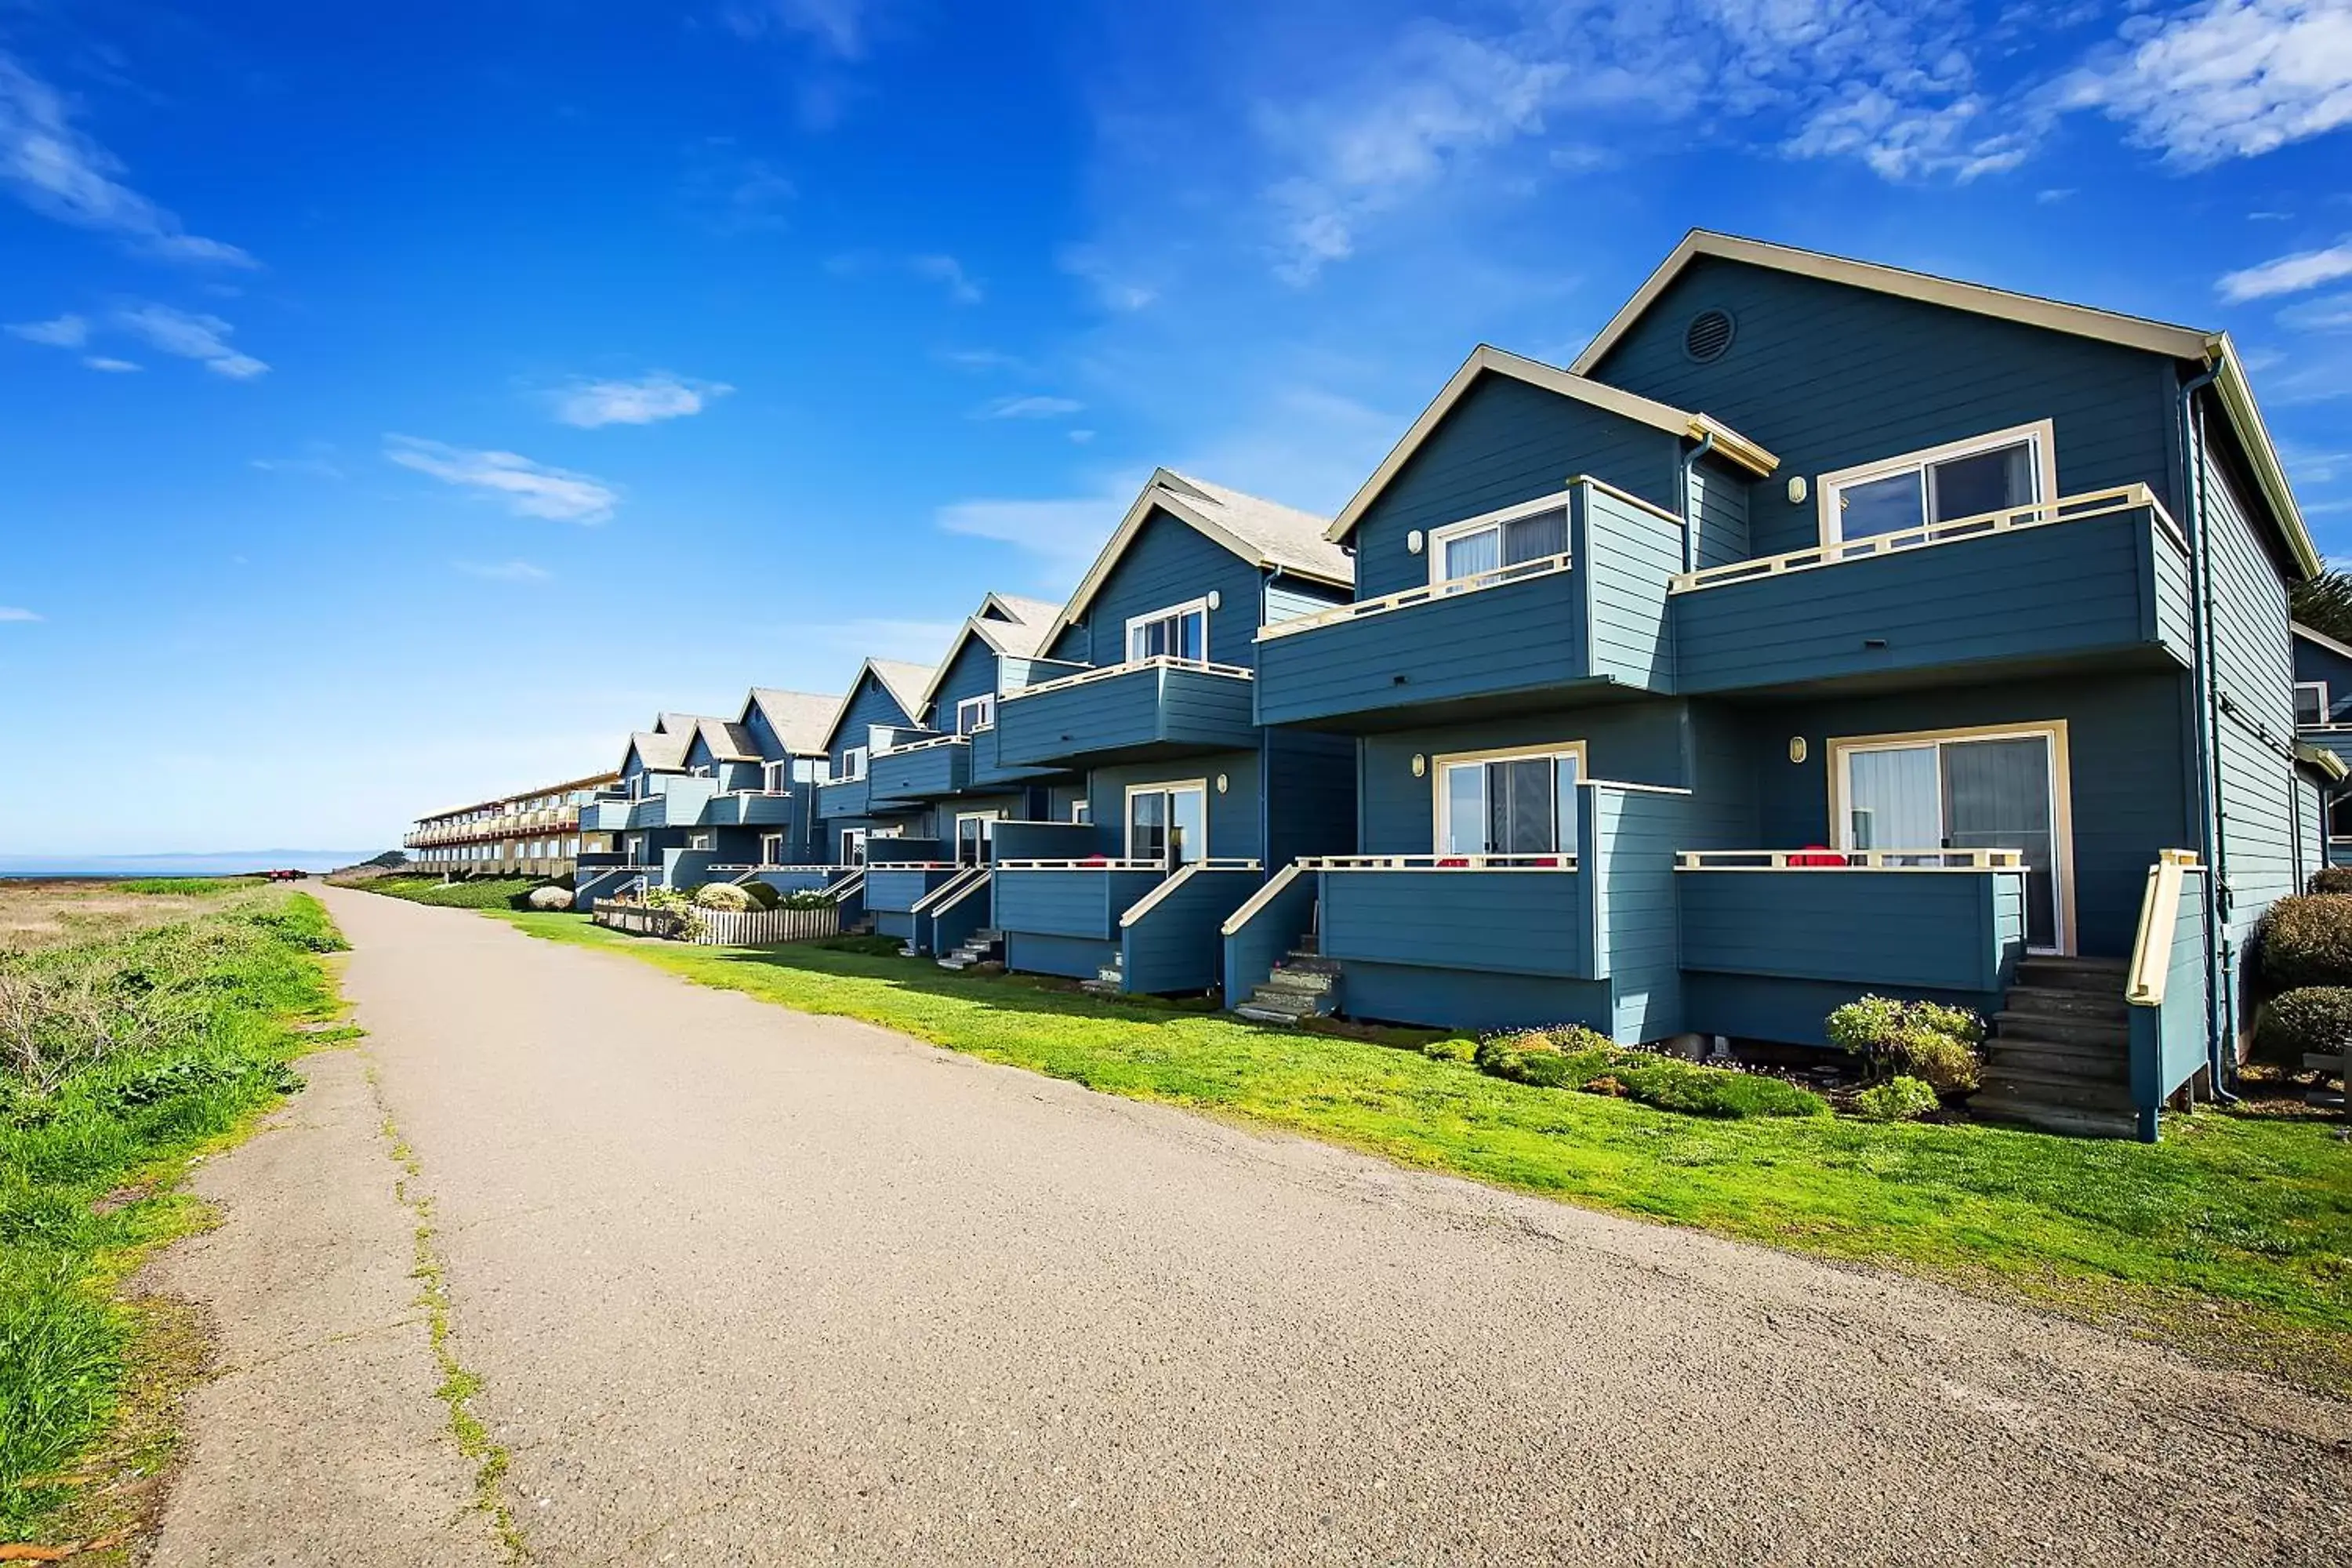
top-left (358, 874), bottom-right (546, 910)
top-left (498, 909), bottom-right (2352, 1387)
top-left (1, 884), bottom-right (350, 1546)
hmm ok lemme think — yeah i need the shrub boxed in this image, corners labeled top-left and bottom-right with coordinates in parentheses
top-left (1469, 1028), bottom-right (1827, 1118)
top-left (1851, 1075), bottom-right (1941, 1123)
top-left (736, 880), bottom-right (782, 910)
top-left (780, 890), bottom-right (834, 910)
top-left (2255, 986), bottom-right (2352, 1065)
top-left (2311, 867), bottom-right (2352, 896)
top-left (1419, 1037), bottom-right (1476, 1065)
top-left (692, 883), bottom-right (756, 912)
top-left (2257, 895), bottom-right (2352, 990)
top-left (1825, 995), bottom-right (1986, 1093)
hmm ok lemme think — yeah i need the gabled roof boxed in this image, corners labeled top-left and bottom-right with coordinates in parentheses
top-left (816, 658), bottom-right (937, 751)
top-left (692, 717), bottom-right (760, 764)
top-left (1324, 344), bottom-right (1776, 545)
top-left (1043, 469), bottom-right (1352, 648)
top-left (622, 726), bottom-right (696, 773)
top-left (1570, 229), bottom-right (2318, 579)
top-left (655, 711), bottom-right (700, 735)
top-left (913, 591), bottom-right (1066, 714)
top-left (738, 687), bottom-right (839, 756)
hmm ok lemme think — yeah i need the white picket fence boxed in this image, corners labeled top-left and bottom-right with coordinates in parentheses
top-left (592, 900), bottom-right (840, 946)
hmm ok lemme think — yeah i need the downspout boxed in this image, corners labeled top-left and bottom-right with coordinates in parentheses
top-left (2176, 359), bottom-right (2238, 1103)
top-left (1679, 433), bottom-right (1717, 575)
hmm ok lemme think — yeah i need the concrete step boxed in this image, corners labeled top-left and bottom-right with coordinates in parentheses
top-left (2004, 985), bottom-right (2132, 1022)
top-left (2013, 956), bottom-right (2129, 995)
top-left (936, 957), bottom-right (971, 971)
top-left (1236, 1002), bottom-right (1312, 1025)
top-left (1094, 966), bottom-right (1123, 985)
top-left (1969, 1091), bottom-right (2138, 1138)
top-left (1993, 1010), bottom-right (2127, 1049)
top-left (972, 928), bottom-right (1003, 942)
top-left (1986, 1036), bottom-right (2129, 1080)
top-left (1259, 970), bottom-right (1335, 997)
top-left (1977, 1065), bottom-right (2136, 1112)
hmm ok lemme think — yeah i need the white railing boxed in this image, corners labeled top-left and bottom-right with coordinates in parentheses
top-left (1669, 485), bottom-right (2177, 593)
top-left (2126, 848), bottom-right (2202, 1007)
top-left (867, 858), bottom-right (960, 870)
top-left (1000, 655), bottom-right (1256, 702)
top-left (1221, 861), bottom-right (1308, 936)
top-left (997, 856), bottom-right (1261, 873)
top-left (1258, 550), bottom-right (1574, 642)
top-left (1672, 848), bottom-right (2024, 871)
top-left (1116, 860), bottom-right (1261, 927)
top-left (1299, 853), bottom-right (1577, 871)
top-left (876, 732), bottom-right (970, 757)
top-left (822, 868), bottom-right (866, 902)
top-left (911, 865), bottom-right (989, 916)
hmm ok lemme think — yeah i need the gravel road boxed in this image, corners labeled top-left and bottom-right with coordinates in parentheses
top-left (154, 886), bottom-right (2352, 1564)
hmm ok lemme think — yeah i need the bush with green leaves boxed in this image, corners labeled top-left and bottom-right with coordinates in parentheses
top-left (779, 889), bottom-right (834, 910)
top-left (2310, 867), bottom-right (2352, 896)
top-left (1471, 1028), bottom-right (1827, 1118)
top-left (1419, 1036), bottom-right (1477, 1065)
top-left (2258, 895), bottom-right (2352, 990)
top-left (2256, 986), bottom-right (2352, 1065)
top-left (1824, 995), bottom-right (1987, 1094)
top-left (692, 882), bottom-right (757, 912)
top-left (1851, 1075), bottom-right (1941, 1123)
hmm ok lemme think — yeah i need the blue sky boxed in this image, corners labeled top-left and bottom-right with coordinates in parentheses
top-left (5, 0), bottom-right (2352, 857)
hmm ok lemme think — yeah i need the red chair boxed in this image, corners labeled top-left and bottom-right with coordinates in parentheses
top-left (1788, 845), bottom-right (1846, 868)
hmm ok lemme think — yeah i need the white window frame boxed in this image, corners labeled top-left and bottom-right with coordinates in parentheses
top-left (762, 760), bottom-right (791, 793)
top-left (688, 832), bottom-right (713, 850)
top-left (839, 746), bottom-right (868, 782)
top-left (1124, 597), bottom-right (1211, 664)
top-left (1070, 799), bottom-right (1091, 825)
top-left (1425, 491), bottom-right (1576, 588)
top-left (954, 809), bottom-right (1001, 863)
top-left (1816, 419), bottom-right (2057, 548)
top-left (2298, 681), bottom-right (2331, 727)
top-left (956, 693), bottom-right (996, 734)
top-left (626, 835), bottom-right (646, 864)
top-left (1430, 742), bottom-right (1588, 856)
top-left (840, 827), bottom-right (868, 865)
top-left (1827, 720), bottom-right (2074, 955)
top-left (760, 833), bottom-right (784, 865)
top-left (1123, 779), bottom-right (1209, 864)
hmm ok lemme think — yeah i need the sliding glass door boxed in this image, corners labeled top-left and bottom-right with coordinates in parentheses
top-left (1127, 783), bottom-right (1207, 866)
top-left (1839, 729), bottom-right (2062, 950)
top-left (1436, 749), bottom-right (1581, 857)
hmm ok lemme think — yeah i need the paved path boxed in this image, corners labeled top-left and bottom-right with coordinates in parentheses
top-left (161, 887), bottom-right (2352, 1564)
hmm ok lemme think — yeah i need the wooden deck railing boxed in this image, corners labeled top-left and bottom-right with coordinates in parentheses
top-left (1674, 848), bottom-right (2024, 872)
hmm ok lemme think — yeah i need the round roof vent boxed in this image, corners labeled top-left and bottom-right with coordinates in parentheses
top-left (1683, 308), bottom-right (1736, 364)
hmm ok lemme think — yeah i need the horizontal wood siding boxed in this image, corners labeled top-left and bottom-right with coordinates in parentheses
top-left (1348, 372), bottom-right (1682, 600)
top-left (1221, 869), bottom-right (1319, 1010)
top-left (2203, 440), bottom-right (2299, 960)
top-left (1263, 728), bottom-right (1358, 869)
top-left (1004, 933), bottom-right (1117, 981)
top-left (866, 866), bottom-right (956, 918)
top-left (969, 723), bottom-right (1064, 787)
top-left (1334, 961), bottom-right (1613, 1034)
top-left (815, 778), bottom-right (870, 818)
top-left (1254, 566), bottom-right (1590, 727)
top-left (1087, 752), bottom-right (1263, 862)
top-left (1319, 869), bottom-right (1593, 978)
top-left (1584, 254), bottom-right (2182, 555)
top-left (701, 793), bottom-right (797, 827)
top-left (1121, 869), bottom-right (1259, 994)
top-left (824, 670), bottom-right (920, 782)
top-left (869, 742), bottom-right (969, 801)
top-left (1688, 453), bottom-right (1750, 570)
top-left (996, 664), bottom-right (1257, 766)
top-left (1359, 704), bottom-right (1692, 854)
top-left (1582, 488), bottom-right (1680, 691)
top-left (925, 873), bottom-right (993, 957)
top-left (1265, 579), bottom-right (1349, 625)
top-left (2295, 635), bottom-right (2352, 721)
top-left (1066, 506), bottom-right (1267, 671)
top-left (1678, 869), bottom-right (2024, 991)
top-left (2129, 869), bottom-right (2209, 1135)
top-left (1592, 788), bottom-right (1687, 1041)
top-left (1673, 507), bottom-right (2186, 693)
top-left (993, 868), bottom-right (1161, 939)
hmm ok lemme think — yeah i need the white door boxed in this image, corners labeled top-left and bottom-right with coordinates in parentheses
top-left (955, 811), bottom-right (1000, 865)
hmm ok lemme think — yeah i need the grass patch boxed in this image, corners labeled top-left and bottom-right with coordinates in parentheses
top-left (0, 885), bottom-right (349, 1546)
top-left (361, 877), bottom-right (546, 911)
top-left (111, 879), bottom-right (245, 898)
top-left (495, 909), bottom-right (2352, 1388)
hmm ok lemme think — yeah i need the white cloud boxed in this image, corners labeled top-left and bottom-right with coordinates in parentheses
top-left (2220, 239), bottom-right (2352, 299)
top-left (0, 53), bottom-right (255, 266)
top-left (82, 356), bottom-right (139, 372)
top-left (250, 452), bottom-right (344, 477)
top-left (0, 606), bottom-right (40, 622)
top-left (2055, 0), bottom-right (2352, 166)
top-left (1068, 428), bottom-right (1096, 444)
top-left (804, 616), bottom-right (960, 664)
top-left (977, 394), bottom-right (1083, 419)
top-left (910, 253), bottom-right (982, 304)
top-left (7, 312), bottom-right (86, 347)
top-left (937, 478), bottom-right (1146, 577)
top-left (553, 372), bottom-right (733, 427)
top-left (724, 0), bottom-right (877, 58)
top-left (455, 559), bottom-right (553, 583)
top-left (114, 304), bottom-right (267, 378)
top-left (684, 143), bottom-right (795, 234)
top-left (2278, 291), bottom-right (2352, 330)
top-left (1059, 246), bottom-right (1157, 311)
top-left (935, 347), bottom-right (1029, 372)
top-left (383, 437), bottom-right (621, 524)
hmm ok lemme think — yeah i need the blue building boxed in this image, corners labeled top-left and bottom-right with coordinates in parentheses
top-left (810, 656), bottom-right (939, 866)
top-left (986, 470), bottom-right (1359, 993)
top-left (2292, 624), bottom-right (2352, 866)
top-left (1229, 230), bottom-right (2323, 1138)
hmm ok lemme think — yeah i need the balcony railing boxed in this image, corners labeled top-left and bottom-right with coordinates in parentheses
top-left (1298, 852), bottom-right (1579, 871)
top-left (1673, 848), bottom-right (2022, 871)
top-left (1005, 654), bottom-right (1256, 700)
top-left (1258, 552), bottom-right (1572, 641)
top-left (995, 657), bottom-right (1259, 767)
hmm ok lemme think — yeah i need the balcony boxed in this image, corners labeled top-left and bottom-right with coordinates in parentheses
top-left (865, 860), bottom-right (963, 941)
top-left (996, 658), bottom-right (1258, 768)
top-left (868, 734), bottom-right (972, 801)
top-left (816, 776), bottom-right (870, 818)
top-left (969, 723), bottom-right (1065, 788)
top-left (1675, 849), bottom-right (2029, 1044)
top-left (580, 797), bottom-right (635, 832)
top-left (1252, 479), bottom-right (1679, 730)
top-left (701, 791), bottom-right (799, 828)
top-left (1309, 855), bottom-right (1593, 979)
top-left (1670, 486), bottom-right (2192, 695)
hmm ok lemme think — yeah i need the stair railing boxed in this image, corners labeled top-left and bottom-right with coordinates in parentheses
top-left (2125, 848), bottom-right (2200, 1006)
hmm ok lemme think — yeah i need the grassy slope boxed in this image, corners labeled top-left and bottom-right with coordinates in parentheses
top-left (360, 876), bottom-right (542, 910)
top-left (0, 887), bottom-right (350, 1544)
top-left (500, 910), bottom-right (2352, 1384)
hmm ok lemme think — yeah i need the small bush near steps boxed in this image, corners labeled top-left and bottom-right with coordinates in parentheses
top-left (2256, 895), bottom-right (2352, 991)
top-left (2255, 986), bottom-right (2352, 1066)
top-left (1471, 1028), bottom-right (1827, 1120)
top-left (1824, 995), bottom-right (1987, 1094)
top-left (2308, 867), bottom-right (2352, 896)
top-left (1851, 1075), bottom-right (1941, 1123)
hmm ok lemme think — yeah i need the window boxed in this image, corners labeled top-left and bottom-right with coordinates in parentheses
top-left (793, 757), bottom-right (825, 784)
top-left (1433, 745), bottom-right (1584, 857)
top-left (839, 746), bottom-right (868, 782)
top-left (1126, 782), bottom-right (1207, 866)
top-left (1819, 421), bottom-right (2055, 546)
top-left (2299, 682), bottom-right (2331, 727)
top-left (626, 836), bottom-right (645, 864)
top-left (1126, 598), bottom-right (1209, 663)
top-left (2332, 796), bottom-right (2352, 842)
top-left (762, 760), bottom-right (791, 793)
top-left (688, 833), bottom-right (713, 851)
top-left (957, 693), bottom-right (996, 734)
top-left (760, 833), bottom-right (784, 866)
top-left (1428, 496), bottom-right (1570, 586)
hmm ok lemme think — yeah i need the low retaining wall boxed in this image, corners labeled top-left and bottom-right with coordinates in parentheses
top-left (591, 900), bottom-right (840, 946)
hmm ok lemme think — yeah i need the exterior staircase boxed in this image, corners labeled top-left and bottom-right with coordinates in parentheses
top-left (1973, 956), bottom-right (2136, 1137)
top-left (937, 927), bottom-right (1004, 971)
top-left (1082, 953), bottom-right (1124, 998)
top-left (1235, 937), bottom-right (1340, 1025)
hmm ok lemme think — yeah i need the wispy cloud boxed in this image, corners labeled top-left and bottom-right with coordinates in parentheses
top-left (250, 448), bottom-right (344, 478)
top-left (2279, 292), bottom-right (2352, 331)
top-left (938, 477), bottom-right (1145, 577)
top-left (82, 356), bottom-right (139, 372)
top-left (1058, 245), bottom-right (1157, 311)
top-left (455, 559), bottom-right (553, 583)
top-left (114, 305), bottom-right (267, 378)
top-left (723, 0), bottom-right (877, 59)
top-left (0, 53), bottom-right (256, 267)
top-left (2220, 239), bottom-right (2352, 301)
top-left (383, 437), bottom-right (621, 524)
top-left (935, 347), bottom-right (1030, 373)
top-left (2054, 0), bottom-right (2352, 167)
top-left (804, 616), bottom-right (960, 664)
top-left (684, 141), bottom-right (796, 234)
top-left (7, 313), bottom-right (86, 347)
top-left (0, 606), bottom-right (41, 623)
top-left (976, 394), bottom-right (1083, 419)
top-left (910, 253), bottom-right (982, 303)
top-left (552, 372), bottom-right (733, 428)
